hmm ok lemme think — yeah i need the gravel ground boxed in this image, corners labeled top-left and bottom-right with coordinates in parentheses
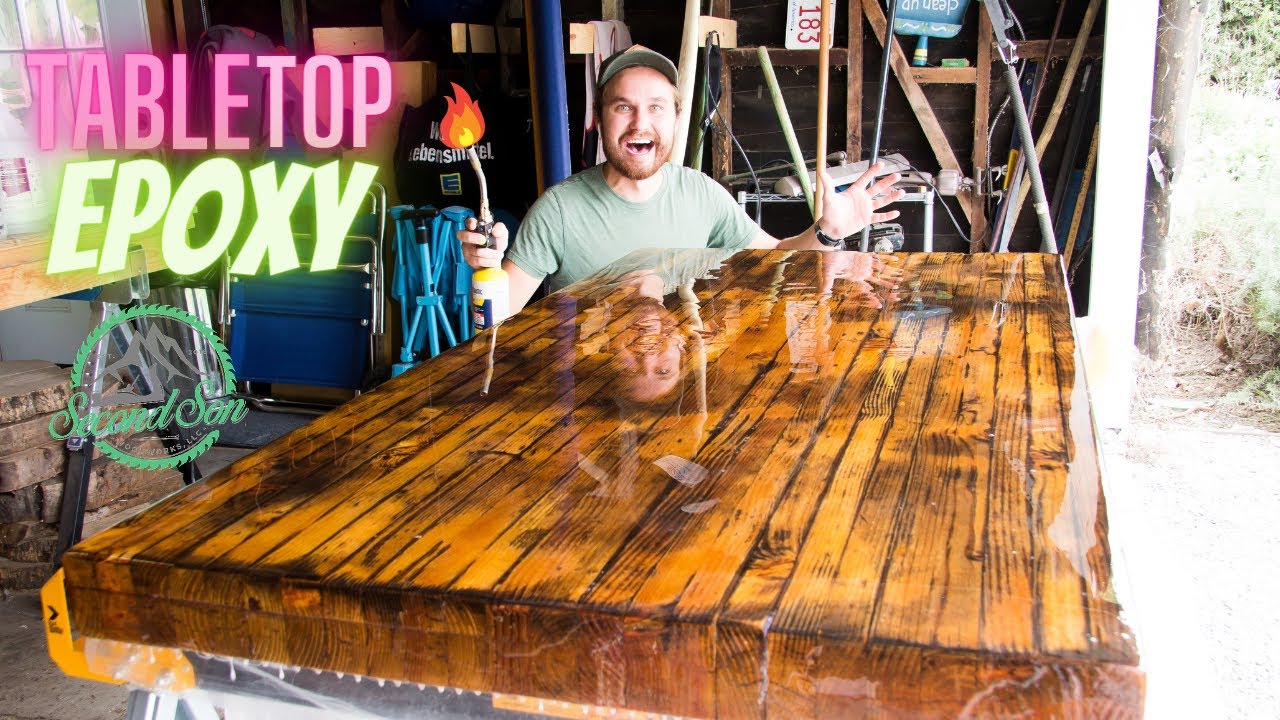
top-left (1106, 413), bottom-right (1280, 720)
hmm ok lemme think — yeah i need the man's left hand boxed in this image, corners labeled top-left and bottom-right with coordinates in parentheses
top-left (815, 161), bottom-right (905, 238)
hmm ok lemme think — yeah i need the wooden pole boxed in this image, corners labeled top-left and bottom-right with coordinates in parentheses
top-left (759, 47), bottom-right (816, 216)
top-left (1009, 0), bottom-right (1102, 227)
top-left (847, 1), bottom-right (863, 161)
top-left (672, 0), bottom-right (701, 165)
top-left (815, 0), bottom-right (833, 218)
top-left (1063, 124), bottom-right (1100, 267)
top-left (970, 5), bottom-right (992, 252)
top-left (1137, 0), bottom-right (1204, 359)
top-left (524, 0), bottom-right (546, 195)
top-left (280, 0), bottom-right (312, 55)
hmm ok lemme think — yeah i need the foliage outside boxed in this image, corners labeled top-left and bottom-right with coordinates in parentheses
top-left (1199, 0), bottom-right (1280, 95)
top-left (1158, 1), bottom-right (1280, 417)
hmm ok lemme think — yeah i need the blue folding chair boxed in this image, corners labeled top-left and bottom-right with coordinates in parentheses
top-left (390, 206), bottom-right (473, 375)
top-left (390, 206), bottom-right (523, 376)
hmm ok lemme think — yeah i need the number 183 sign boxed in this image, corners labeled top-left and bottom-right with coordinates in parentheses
top-left (785, 0), bottom-right (837, 50)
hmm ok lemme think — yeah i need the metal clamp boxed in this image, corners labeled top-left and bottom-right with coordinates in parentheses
top-left (983, 0), bottom-right (1020, 65)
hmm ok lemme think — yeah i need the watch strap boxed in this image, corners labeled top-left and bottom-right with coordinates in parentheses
top-left (814, 224), bottom-right (843, 248)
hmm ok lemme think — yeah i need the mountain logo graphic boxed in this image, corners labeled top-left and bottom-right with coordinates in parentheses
top-left (100, 323), bottom-right (206, 405)
top-left (49, 305), bottom-right (246, 471)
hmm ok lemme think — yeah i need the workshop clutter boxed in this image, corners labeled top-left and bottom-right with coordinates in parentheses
top-left (0, 361), bottom-right (180, 591)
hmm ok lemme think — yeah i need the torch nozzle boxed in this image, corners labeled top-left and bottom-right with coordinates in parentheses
top-left (466, 147), bottom-right (494, 248)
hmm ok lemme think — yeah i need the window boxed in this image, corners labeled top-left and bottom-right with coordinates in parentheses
top-left (0, 0), bottom-right (104, 127)
top-left (0, 1), bottom-right (104, 233)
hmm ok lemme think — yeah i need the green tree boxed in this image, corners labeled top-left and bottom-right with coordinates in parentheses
top-left (1201, 0), bottom-right (1280, 93)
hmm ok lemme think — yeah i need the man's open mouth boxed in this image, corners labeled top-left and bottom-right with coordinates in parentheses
top-left (624, 139), bottom-right (654, 156)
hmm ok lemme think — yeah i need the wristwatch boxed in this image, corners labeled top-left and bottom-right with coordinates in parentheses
top-left (814, 222), bottom-right (843, 248)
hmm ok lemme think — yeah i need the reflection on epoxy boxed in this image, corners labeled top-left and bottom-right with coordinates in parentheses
top-left (59, 250), bottom-right (1140, 720)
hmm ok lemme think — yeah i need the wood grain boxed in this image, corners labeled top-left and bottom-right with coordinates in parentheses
top-left (971, 5), bottom-right (993, 251)
top-left (912, 67), bottom-right (979, 84)
top-left (63, 250), bottom-right (1141, 718)
top-left (847, 0), bottom-right (863, 160)
top-left (711, 0), bottom-right (733, 180)
top-left (0, 228), bottom-right (168, 312)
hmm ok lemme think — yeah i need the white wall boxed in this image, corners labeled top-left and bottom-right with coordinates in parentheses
top-left (1081, 0), bottom-right (1160, 431)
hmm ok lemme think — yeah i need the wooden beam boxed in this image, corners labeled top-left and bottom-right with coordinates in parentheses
top-left (568, 23), bottom-right (594, 54)
top-left (313, 27), bottom-right (385, 56)
top-left (1009, 36), bottom-right (1105, 61)
top-left (1011, 0), bottom-right (1103, 228)
top-left (911, 67), bottom-right (978, 84)
top-left (280, 0), bottom-right (312, 55)
top-left (711, 0), bottom-right (732, 180)
top-left (0, 230), bottom-right (168, 313)
top-left (457, 24), bottom-right (489, 53)
top-left (451, 24), bottom-right (523, 54)
top-left (171, 0), bottom-right (206, 54)
top-left (970, 6), bottom-right (992, 251)
top-left (143, 0), bottom-right (174, 56)
top-left (381, 0), bottom-right (408, 60)
top-left (577, 17), bottom-right (734, 54)
top-left (861, 0), bottom-right (972, 223)
top-left (602, 0), bottom-right (624, 21)
top-left (698, 17), bottom-right (737, 48)
top-left (722, 47), bottom-right (849, 66)
top-left (847, 0), bottom-right (863, 160)
top-left (398, 30), bottom-right (428, 60)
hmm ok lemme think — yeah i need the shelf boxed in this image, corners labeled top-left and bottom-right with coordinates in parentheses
top-left (723, 47), bottom-right (850, 67)
top-left (911, 66), bottom-right (978, 84)
top-left (1003, 35), bottom-right (1105, 61)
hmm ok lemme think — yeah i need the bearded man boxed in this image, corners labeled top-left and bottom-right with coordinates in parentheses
top-left (459, 45), bottom-right (905, 313)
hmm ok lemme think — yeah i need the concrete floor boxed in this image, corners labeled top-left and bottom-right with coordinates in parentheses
top-left (0, 446), bottom-right (250, 720)
top-left (1105, 422), bottom-right (1280, 720)
top-left (2, 429), bottom-right (1278, 720)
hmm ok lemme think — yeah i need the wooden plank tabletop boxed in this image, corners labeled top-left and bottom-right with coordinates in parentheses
top-left (63, 250), bottom-right (1142, 718)
top-left (0, 227), bottom-right (168, 312)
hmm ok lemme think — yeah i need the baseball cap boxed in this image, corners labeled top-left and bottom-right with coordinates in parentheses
top-left (596, 45), bottom-right (679, 91)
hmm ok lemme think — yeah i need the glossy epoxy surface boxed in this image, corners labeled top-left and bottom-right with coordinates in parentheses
top-left (64, 250), bottom-right (1142, 718)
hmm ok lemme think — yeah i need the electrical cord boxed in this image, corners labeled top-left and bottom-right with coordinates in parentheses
top-left (722, 122), bottom-right (763, 224)
top-left (1011, 7), bottom-right (1026, 39)
top-left (981, 57), bottom-right (1032, 250)
top-left (701, 32), bottom-right (762, 223)
top-left (904, 164), bottom-right (972, 247)
top-left (980, 0), bottom-right (1029, 249)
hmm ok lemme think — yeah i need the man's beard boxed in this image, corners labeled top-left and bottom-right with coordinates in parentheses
top-left (603, 132), bottom-right (671, 181)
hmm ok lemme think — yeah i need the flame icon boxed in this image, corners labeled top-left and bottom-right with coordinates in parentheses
top-left (441, 83), bottom-right (486, 149)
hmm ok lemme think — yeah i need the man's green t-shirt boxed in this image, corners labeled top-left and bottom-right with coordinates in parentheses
top-left (506, 163), bottom-right (759, 291)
